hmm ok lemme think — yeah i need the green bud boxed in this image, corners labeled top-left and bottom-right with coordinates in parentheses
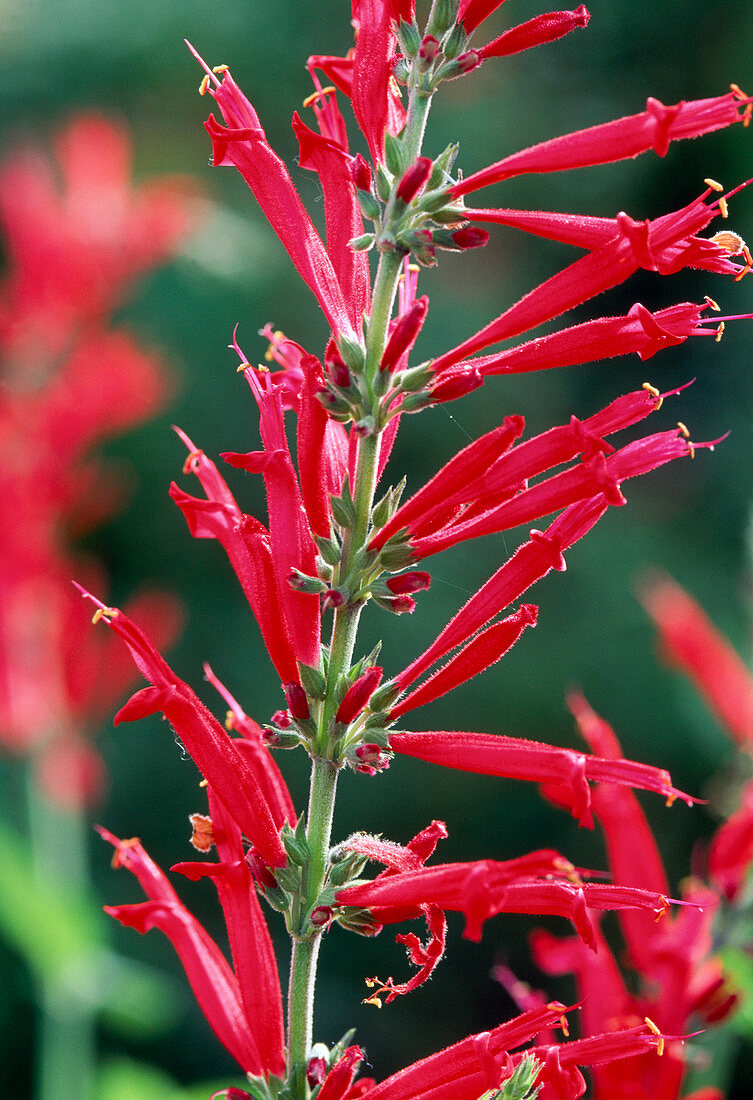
top-left (398, 362), bottom-right (433, 391)
top-left (297, 661), bottom-right (326, 700)
top-left (392, 57), bottom-right (410, 84)
top-left (328, 1029), bottom-right (357, 1068)
top-left (376, 164), bottom-right (393, 202)
top-left (336, 906), bottom-right (382, 937)
top-left (371, 486), bottom-right (395, 529)
top-left (400, 391), bottom-right (432, 413)
top-left (338, 336), bottom-right (366, 373)
top-left (443, 23), bottom-right (469, 61)
top-left (331, 492), bottom-right (356, 530)
top-left (429, 141), bottom-right (460, 188)
top-left (370, 682), bottom-right (403, 712)
top-left (418, 187), bottom-right (454, 214)
top-left (397, 18), bottom-right (421, 58)
top-left (349, 232), bottom-right (375, 251)
top-left (274, 864), bottom-right (301, 893)
top-left (384, 132), bottom-right (406, 177)
top-left (427, 0), bottom-right (458, 36)
top-left (315, 533), bottom-right (342, 567)
top-left (356, 189), bottom-right (382, 222)
top-left (282, 821), bottom-right (311, 866)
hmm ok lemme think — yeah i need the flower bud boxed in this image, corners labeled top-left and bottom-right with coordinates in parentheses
top-left (396, 157), bottom-right (433, 204)
top-left (349, 152), bottom-right (372, 191)
top-left (284, 682), bottom-right (310, 721)
top-left (307, 1056), bottom-right (328, 1088)
top-left (271, 708), bottom-right (293, 729)
top-left (418, 34), bottom-right (440, 69)
top-left (380, 296), bottom-right (429, 374)
top-left (386, 570), bottom-right (432, 595)
top-left (429, 366), bottom-right (484, 403)
top-left (336, 666), bottom-right (384, 724)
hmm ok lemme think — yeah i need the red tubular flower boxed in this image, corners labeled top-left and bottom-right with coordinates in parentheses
top-left (351, 0), bottom-right (397, 164)
top-left (478, 7), bottom-right (590, 62)
top-left (431, 189), bottom-right (741, 373)
top-left (452, 92), bottom-right (748, 194)
top-left (395, 497), bottom-right (608, 687)
top-left (80, 592), bottom-right (287, 868)
top-left (194, 59), bottom-right (357, 338)
top-left (409, 426), bottom-right (700, 558)
top-left (462, 302), bottom-right (711, 376)
top-left (98, 828), bottom-right (274, 1076)
top-left (338, 852), bottom-right (678, 947)
top-left (168, 441), bottom-right (300, 684)
top-left (317, 1047), bottom-right (366, 1100)
top-left (357, 1002), bottom-right (571, 1100)
top-left (639, 572), bottom-right (753, 749)
top-left (388, 728), bottom-right (692, 828)
top-left (204, 662), bottom-right (296, 829)
top-left (458, 0), bottom-right (511, 35)
top-left (293, 110), bottom-right (371, 323)
top-left (172, 788), bottom-right (285, 1077)
top-left (390, 605), bottom-right (538, 718)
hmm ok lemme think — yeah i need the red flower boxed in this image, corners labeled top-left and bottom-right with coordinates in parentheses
top-left (80, 590), bottom-right (289, 868)
top-left (640, 572), bottom-right (753, 750)
top-left (99, 826), bottom-right (284, 1077)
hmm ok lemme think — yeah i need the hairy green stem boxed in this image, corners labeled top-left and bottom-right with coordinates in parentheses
top-left (285, 50), bottom-right (438, 1092)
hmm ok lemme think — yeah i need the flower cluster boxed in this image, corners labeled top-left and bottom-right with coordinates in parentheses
top-left (0, 115), bottom-right (189, 806)
top-left (86, 3), bottom-right (751, 1099)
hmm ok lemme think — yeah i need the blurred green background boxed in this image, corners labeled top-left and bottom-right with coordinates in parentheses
top-left (2, 0), bottom-right (753, 1096)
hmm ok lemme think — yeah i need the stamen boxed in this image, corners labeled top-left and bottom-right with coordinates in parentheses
top-left (212, 64), bottom-right (229, 74)
top-left (225, 710), bottom-right (235, 731)
top-left (302, 85), bottom-right (337, 108)
top-left (199, 75), bottom-right (211, 96)
top-left (734, 264), bottom-right (751, 282)
top-left (718, 196), bottom-right (729, 219)
top-left (715, 321), bottom-right (726, 343)
top-left (182, 449), bottom-right (204, 475)
top-left (704, 296), bottom-right (721, 311)
top-left (644, 1017), bottom-right (665, 1056)
top-left (642, 382), bottom-right (662, 409)
top-left (199, 778), bottom-right (208, 787)
top-left (91, 605), bottom-right (118, 625)
top-left (236, 361), bottom-right (251, 373)
top-left (184, 40), bottom-right (222, 90)
top-left (704, 177), bottom-right (723, 192)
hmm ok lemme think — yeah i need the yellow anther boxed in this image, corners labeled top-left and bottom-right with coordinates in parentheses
top-left (642, 382), bottom-right (661, 400)
top-left (236, 361), bottom-right (251, 373)
top-left (676, 421), bottom-right (690, 438)
top-left (264, 331), bottom-right (285, 361)
top-left (704, 296), bottom-right (721, 311)
top-left (715, 321), bottom-right (726, 343)
top-left (730, 82), bottom-right (748, 98)
top-left (111, 835), bottom-right (140, 868)
top-left (718, 196), bottom-right (729, 219)
top-left (644, 1017), bottom-right (665, 1056)
top-left (199, 74), bottom-right (211, 96)
top-left (225, 710), bottom-right (235, 731)
top-left (704, 177), bottom-right (724, 192)
top-left (213, 64), bottom-right (229, 74)
top-left (91, 606), bottom-right (118, 624)
top-left (734, 264), bottom-right (752, 283)
top-left (362, 993), bottom-right (383, 1008)
top-left (744, 103), bottom-right (752, 128)
top-left (665, 792), bottom-right (676, 808)
top-left (744, 244), bottom-right (753, 266)
top-left (302, 85), bottom-right (337, 108)
top-left (199, 778), bottom-right (208, 787)
top-left (182, 448), bottom-right (204, 474)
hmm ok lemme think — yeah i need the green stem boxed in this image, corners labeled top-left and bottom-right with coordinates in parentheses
top-left (285, 52), bottom-right (439, 1093)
